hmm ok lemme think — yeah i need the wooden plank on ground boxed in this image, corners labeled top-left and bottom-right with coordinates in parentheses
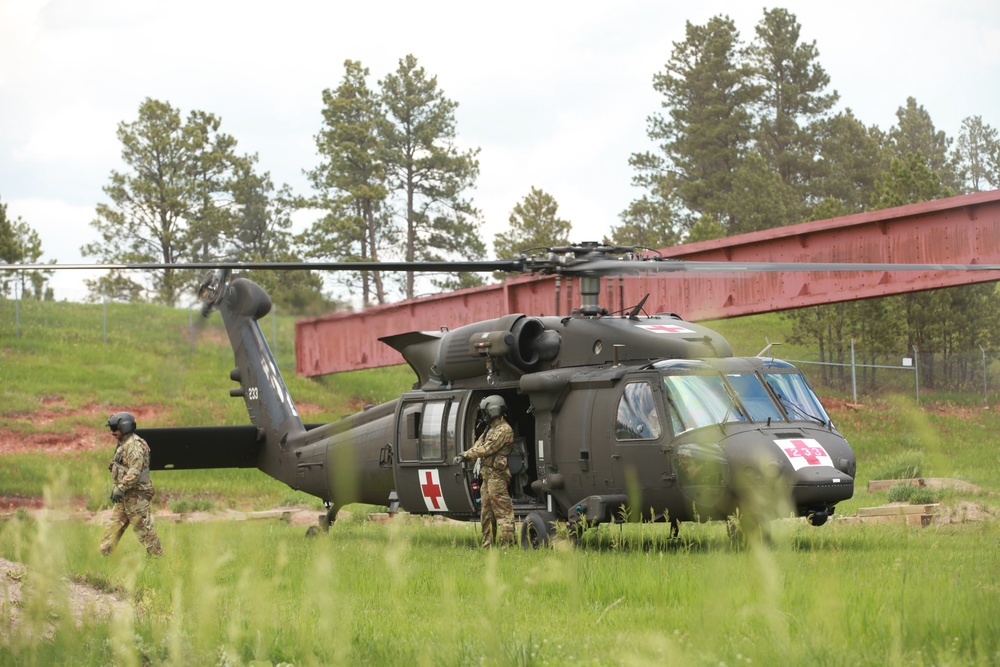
top-left (868, 478), bottom-right (926, 492)
top-left (857, 504), bottom-right (938, 517)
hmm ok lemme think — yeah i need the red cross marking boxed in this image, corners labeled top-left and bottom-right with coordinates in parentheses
top-left (641, 324), bottom-right (693, 334)
top-left (421, 470), bottom-right (444, 510)
top-left (784, 439), bottom-right (827, 465)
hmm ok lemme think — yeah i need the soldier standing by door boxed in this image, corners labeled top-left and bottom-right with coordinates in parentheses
top-left (454, 395), bottom-right (515, 547)
top-left (100, 412), bottom-right (163, 557)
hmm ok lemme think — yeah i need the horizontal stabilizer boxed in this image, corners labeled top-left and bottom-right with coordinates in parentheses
top-left (139, 426), bottom-right (262, 470)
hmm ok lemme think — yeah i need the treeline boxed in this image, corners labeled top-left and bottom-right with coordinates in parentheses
top-left (4, 7), bottom-right (999, 387)
top-left (602, 8), bottom-right (1000, 392)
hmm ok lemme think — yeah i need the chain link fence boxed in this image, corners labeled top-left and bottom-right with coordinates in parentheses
top-left (780, 339), bottom-right (995, 405)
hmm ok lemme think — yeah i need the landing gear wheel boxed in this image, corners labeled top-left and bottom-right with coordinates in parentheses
top-left (806, 510), bottom-right (829, 526)
top-left (308, 505), bottom-right (338, 537)
top-left (520, 511), bottom-right (558, 549)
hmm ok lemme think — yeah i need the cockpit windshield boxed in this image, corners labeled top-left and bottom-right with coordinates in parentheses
top-left (660, 365), bottom-right (829, 436)
top-left (763, 372), bottom-right (830, 425)
top-left (661, 374), bottom-right (746, 436)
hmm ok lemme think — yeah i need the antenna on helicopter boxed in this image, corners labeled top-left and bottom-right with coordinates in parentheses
top-left (757, 337), bottom-right (783, 357)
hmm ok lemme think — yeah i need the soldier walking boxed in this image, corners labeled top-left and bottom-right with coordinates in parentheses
top-left (454, 395), bottom-right (515, 547)
top-left (99, 412), bottom-right (163, 557)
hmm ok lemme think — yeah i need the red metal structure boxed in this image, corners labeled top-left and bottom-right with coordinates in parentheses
top-left (296, 190), bottom-right (1000, 377)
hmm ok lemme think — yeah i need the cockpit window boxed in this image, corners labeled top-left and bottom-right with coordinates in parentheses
top-left (725, 374), bottom-right (784, 422)
top-left (660, 368), bottom-right (831, 436)
top-left (661, 374), bottom-right (746, 436)
top-left (615, 382), bottom-right (662, 440)
top-left (763, 372), bottom-right (830, 425)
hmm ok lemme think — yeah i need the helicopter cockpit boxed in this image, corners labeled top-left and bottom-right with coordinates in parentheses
top-left (651, 358), bottom-right (831, 435)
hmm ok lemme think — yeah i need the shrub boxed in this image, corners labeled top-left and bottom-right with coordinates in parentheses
top-left (887, 484), bottom-right (937, 504)
top-left (871, 453), bottom-right (924, 480)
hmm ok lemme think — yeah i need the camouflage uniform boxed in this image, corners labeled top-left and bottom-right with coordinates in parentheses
top-left (459, 416), bottom-right (514, 547)
top-left (100, 433), bottom-right (162, 556)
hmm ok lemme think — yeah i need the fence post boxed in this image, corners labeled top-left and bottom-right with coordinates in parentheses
top-left (15, 278), bottom-right (21, 338)
top-left (981, 344), bottom-right (988, 406)
top-left (850, 338), bottom-right (857, 404)
top-left (103, 291), bottom-right (108, 344)
top-left (912, 344), bottom-right (920, 404)
top-left (189, 307), bottom-right (195, 353)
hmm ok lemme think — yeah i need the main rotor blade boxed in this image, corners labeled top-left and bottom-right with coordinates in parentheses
top-left (565, 258), bottom-right (1000, 275)
top-left (5, 257), bottom-right (1000, 275)
top-left (1, 260), bottom-right (525, 273)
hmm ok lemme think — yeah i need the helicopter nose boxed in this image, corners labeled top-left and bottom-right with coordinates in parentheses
top-left (790, 464), bottom-right (854, 507)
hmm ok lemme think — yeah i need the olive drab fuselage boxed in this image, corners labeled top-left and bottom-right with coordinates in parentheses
top-left (142, 277), bottom-right (855, 536)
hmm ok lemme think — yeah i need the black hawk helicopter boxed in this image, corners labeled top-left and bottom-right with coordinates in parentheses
top-left (13, 244), bottom-right (999, 547)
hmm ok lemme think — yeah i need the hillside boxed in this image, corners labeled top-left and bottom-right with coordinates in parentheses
top-left (2, 296), bottom-right (998, 517)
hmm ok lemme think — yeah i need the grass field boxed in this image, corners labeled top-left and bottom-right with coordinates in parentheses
top-left (1, 297), bottom-right (999, 665)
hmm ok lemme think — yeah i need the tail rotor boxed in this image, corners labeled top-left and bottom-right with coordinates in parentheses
top-left (198, 269), bottom-right (229, 317)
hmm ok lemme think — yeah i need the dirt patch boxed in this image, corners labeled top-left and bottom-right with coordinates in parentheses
top-left (0, 496), bottom-right (45, 511)
top-left (822, 398), bottom-right (864, 411)
top-left (0, 403), bottom-right (172, 455)
top-left (295, 402), bottom-right (328, 417)
top-left (0, 556), bottom-right (128, 639)
top-left (2, 505), bottom-right (326, 529)
top-left (933, 501), bottom-right (998, 524)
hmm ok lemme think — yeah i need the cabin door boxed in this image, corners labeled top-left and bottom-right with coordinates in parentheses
top-left (393, 394), bottom-right (476, 516)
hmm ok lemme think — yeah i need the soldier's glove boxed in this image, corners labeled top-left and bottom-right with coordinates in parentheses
top-left (110, 487), bottom-right (124, 503)
top-left (453, 455), bottom-right (465, 465)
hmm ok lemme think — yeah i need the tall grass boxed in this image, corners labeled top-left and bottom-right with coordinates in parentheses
top-left (1, 511), bottom-right (998, 666)
top-left (2, 299), bottom-right (1000, 664)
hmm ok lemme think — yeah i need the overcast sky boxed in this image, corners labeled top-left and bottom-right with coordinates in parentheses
top-left (3, 0), bottom-right (999, 302)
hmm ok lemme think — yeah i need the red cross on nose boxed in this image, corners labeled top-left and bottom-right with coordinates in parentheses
top-left (784, 439), bottom-right (826, 465)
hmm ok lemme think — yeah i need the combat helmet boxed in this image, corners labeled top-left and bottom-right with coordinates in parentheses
top-left (479, 395), bottom-right (507, 419)
top-left (107, 412), bottom-right (137, 435)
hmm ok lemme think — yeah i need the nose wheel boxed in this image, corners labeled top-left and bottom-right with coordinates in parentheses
top-left (519, 511), bottom-right (558, 549)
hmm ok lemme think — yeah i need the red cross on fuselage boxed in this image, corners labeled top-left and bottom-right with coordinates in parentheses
top-left (421, 470), bottom-right (444, 509)
top-left (643, 324), bottom-right (689, 333)
top-left (784, 439), bottom-right (825, 465)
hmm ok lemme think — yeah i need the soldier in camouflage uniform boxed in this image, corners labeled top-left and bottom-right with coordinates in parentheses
top-left (99, 412), bottom-right (163, 556)
top-left (454, 396), bottom-right (515, 547)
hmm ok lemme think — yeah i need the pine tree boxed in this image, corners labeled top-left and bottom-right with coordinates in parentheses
top-left (748, 9), bottom-right (838, 187)
top-left (631, 15), bottom-right (757, 235)
top-left (811, 110), bottom-right (885, 214)
top-left (305, 60), bottom-right (393, 307)
top-left (82, 98), bottom-right (243, 305)
top-left (0, 197), bottom-right (53, 299)
top-left (952, 115), bottom-right (999, 193)
top-left (379, 55), bottom-right (484, 298)
top-left (494, 187), bottom-right (571, 259)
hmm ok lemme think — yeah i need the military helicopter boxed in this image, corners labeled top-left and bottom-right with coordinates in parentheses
top-left (12, 244), bottom-right (998, 547)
